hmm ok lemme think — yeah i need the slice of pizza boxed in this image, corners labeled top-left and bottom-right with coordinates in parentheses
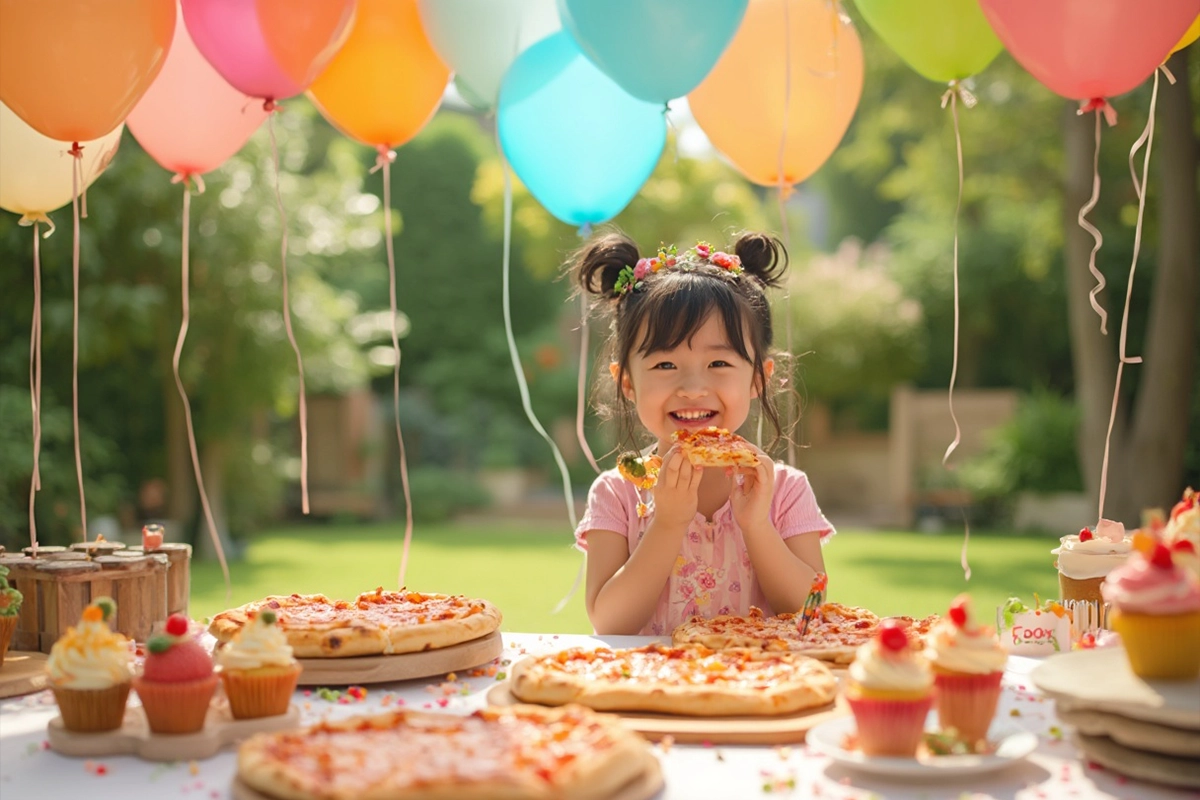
top-left (671, 426), bottom-right (760, 468)
top-left (616, 452), bottom-right (662, 490)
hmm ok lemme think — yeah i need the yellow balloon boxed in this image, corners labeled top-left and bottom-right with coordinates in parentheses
top-left (0, 102), bottom-right (123, 221)
top-left (308, 0), bottom-right (450, 149)
top-left (1170, 14), bottom-right (1200, 55)
top-left (688, 0), bottom-right (863, 188)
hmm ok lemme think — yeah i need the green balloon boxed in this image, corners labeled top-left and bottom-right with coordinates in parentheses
top-left (855, 0), bottom-right (1003, 83)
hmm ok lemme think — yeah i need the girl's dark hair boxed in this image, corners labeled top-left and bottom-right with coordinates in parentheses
top-left (572, 228), bottom-right (790, 451)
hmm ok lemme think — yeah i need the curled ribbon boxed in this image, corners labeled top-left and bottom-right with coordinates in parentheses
top-left (18, 213), bottom-right (56, 237)
top-left (1076, 104), bottom-right (1109, 335)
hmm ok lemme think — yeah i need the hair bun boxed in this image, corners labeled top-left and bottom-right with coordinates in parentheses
top-left (574, 231), bottom-right (641, 299)
top-left (733, 232), bottom-right (787, 288)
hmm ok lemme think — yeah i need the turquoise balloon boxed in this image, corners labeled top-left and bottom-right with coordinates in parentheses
top-left (498, 32), bottom-right (666, 226)
top-left (558, 0), bottom-right (749, 103)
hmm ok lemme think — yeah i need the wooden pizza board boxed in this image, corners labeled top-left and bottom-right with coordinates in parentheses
top-left (294, 630), bottom-right (503, 686)
top-left (230, 749), bottom-right (665, 800)
top-left (0, 651), bottom-right (50, 698)
top-left (487, 681), bottom-right (849, 745)
top-left (1031, 647), bottom-right (1200, 730)
top-left (1072, 731), bottom-right (1200, 790)
top-left (48, 702), bottom-right (301, 762)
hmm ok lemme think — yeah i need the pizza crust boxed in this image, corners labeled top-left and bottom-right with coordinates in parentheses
top-left (236, 706), bottom-right (656, 800)
top-left (510, 644), bottom-right (837, 716)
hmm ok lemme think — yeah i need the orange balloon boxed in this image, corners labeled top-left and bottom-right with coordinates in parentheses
top-left (0, 0), bottom-right (175, 142)
top-left (688, 0), bottom-right (863, 188)
top-left (308, 0), bottom-right (449, 148)
top-left (257, 0), bottom-right (357, 90)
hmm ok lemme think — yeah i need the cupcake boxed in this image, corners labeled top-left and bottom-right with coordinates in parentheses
top-left (216, 610), bottom-right (300, 719)
top-left (133, 613), bottom-right (218, 734)
top-left (1053, 519), bottom-right (1132, 604)
top-left (0, 565), bottom-right (22, 666)
top-left (1102, 540), bottom-right (1200, 680)
top-left (47, 597), bottom-right (133, 732)
top-left (844, 619), bottom-right (933, 757)
top-left (925, 595), bottom-right (1008, 746)
top-left (1163, 488), bottom-right (1199, 579)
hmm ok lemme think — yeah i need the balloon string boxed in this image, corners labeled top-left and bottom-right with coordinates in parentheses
top-left (575, 293), bottom-right (601, 474)
top-left (377, 148), bottom-right (415, 588)
top-left (1096, 72), bottom-right (1162, 522)
top-left (778, 0), bottom-right (796, 467)
top-left (174, 186), bottom-right (231, 600)
top-left (69, 143), bottom-right (88, 542)
top-left (267, 112), bottom-right (310, 514)
top-left (1077, 105), bottom-right (1109, 335)
top-left (28, 223), bottom-right (44, 552)
top-left (939, 84), bottom-right (968, 469)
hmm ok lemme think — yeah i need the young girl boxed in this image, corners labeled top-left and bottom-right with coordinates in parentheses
top-left (572, 231), bottom-right (834, 636)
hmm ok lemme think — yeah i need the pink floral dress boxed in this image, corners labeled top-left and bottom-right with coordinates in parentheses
top-left (574, 464), bottom-right (835, 635)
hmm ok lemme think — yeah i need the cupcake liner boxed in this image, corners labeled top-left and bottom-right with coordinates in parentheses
top-left (1110, 610), bottom-right (1200, 680)
top-left (846, 694), bottom-right (932, 757)
top-left (220, 663), bottom-right (301, 719)
top-left (932, 669), bottom-right (1003, 744)
top-left (1058, 574), bottom-right (1105, 605)
top-left (134, 674), bottom-right (218, 734)
top-left (52, 683), bottom-right (131, 732)
top-left (0, 615), bottom-right (16, 667)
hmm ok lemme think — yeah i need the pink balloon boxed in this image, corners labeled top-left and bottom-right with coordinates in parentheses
top-left (128, 3), bottom-right (267, 177)
top-left (182, 0), bottom-right (304, 101)
top-left (979, 0), bottom-right (1200, 100)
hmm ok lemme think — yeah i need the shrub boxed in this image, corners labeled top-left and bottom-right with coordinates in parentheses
top-left (397, 467), bottom-right (490, 524)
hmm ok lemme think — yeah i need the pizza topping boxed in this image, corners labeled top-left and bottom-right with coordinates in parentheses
top-left (671, 426), bottom-right (759, 467)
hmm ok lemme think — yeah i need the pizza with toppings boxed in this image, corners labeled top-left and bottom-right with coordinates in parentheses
top-left (209, 589), bottom-right (501, 658)
top-left (672, 603), bottom-right (939, 665)
top-left (671, 426), bottom-right (760, 468)
top-left (509, 643), bottom-right (836, 716)
top-left (234, 705), bottom-right (659, 800)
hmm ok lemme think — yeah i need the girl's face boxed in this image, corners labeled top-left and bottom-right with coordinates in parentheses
top-left (615, 312), bottom-right (769, 448)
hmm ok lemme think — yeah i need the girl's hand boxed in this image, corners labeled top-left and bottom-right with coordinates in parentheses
top-left (729, 446), bottom-right (775, 532)
top-left (651, 444), bottom-right (702, 530)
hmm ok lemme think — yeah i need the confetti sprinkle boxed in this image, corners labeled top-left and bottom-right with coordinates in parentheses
top-left (347, 686), bottom-right (367, 701)
top-left (775, 745), bottom-right (792, 760)
top-left (658, 735), bottom-right (674, 753)
top-left (1048, 726), bottom-right (1063, 741)
top-left (316, 688), bottom-right (341, 702)
top-left (436, 697), bottom-right (449, 708)
top-left (446, 672), bottom-right (457, 682)
top-left (1009, 709), bottom-right (1021, 716)
top-left (189, 761), bottom-right (199, 776)
top-left (496, 671), bottom-right (507, 681)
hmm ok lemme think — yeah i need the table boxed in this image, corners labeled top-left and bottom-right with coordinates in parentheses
top-left (0, 633), bottom-right (1187, 800)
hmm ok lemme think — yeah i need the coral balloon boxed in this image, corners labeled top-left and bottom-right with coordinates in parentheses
top-left (128, 2), bottom-right (268, 177)
top-left (309, 0), bottom-right (449, 148)
top-left (558, 0), bottom-right (748, 103)
top-left (978, 0), bottom-right (1200, 100)
top-left (417, 0), bottom-right (560, 111)
top-left (181, 0), bottom-right (354, 102)
top-left (0, 103), bottom-right (124, 220)
top-left (688, 0), bottom-right (863, 188)
top-left (0, 0), bottom-right (174, 142)
top-left (1171, 15), bottom-right (1200, 55)
top-left (855, 0), bottom-right (1002, 83)
top-left (498, 32), bottom-right (666, 226)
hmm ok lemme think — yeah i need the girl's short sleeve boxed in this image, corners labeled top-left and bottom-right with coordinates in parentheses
top-left (771, 465), bottom-right (836, 543)
top-left (574, 470), bottom-right (636, 552)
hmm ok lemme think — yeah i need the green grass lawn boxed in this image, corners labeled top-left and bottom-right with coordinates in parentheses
top-left (190, 521), bottom-right (1061, 632)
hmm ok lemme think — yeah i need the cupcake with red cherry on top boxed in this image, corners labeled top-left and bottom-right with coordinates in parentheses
top-left (924, 595), bottom-right (1008, 747)
top-left (133, 613), bottom-right (217, 734)
top-left (1163, 488), bottom-right (1199, 579)
top-left (843, 619), bottom-right (933, 757)
top-left (1102, 537), bottom-right (1200, 680)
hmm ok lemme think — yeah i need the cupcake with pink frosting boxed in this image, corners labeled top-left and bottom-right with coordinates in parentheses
top-left (1102, 541), bottom-right (1200, 680)
top-left (1163, 488), bottom-right (1199, 579)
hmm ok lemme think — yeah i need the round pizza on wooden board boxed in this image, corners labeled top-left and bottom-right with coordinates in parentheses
top-left (209, 589), bottom-right (502, 658)
top-left (510, 643), bottom-right (836, 717)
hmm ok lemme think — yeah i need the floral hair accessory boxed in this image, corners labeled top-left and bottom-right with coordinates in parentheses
top-left (612, 241), bottom-right (743, 296)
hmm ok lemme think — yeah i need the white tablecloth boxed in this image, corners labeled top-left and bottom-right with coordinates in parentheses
top-left (0, 633), bottom-right (1185, 799)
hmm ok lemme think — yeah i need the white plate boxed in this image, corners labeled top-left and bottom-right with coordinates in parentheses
top-left (807, 716), bottom-right (1037, 779)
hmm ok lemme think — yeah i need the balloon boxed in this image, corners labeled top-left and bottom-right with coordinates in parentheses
top-left (558, 0), bottom-right (748, 103)
top-left (0, 103), bottom-right (124, 220)
top-left (0, 0), bottom-right (174, 142)
top-left (498, 32), bottom-right (666, 226)
top-left (855, 0), bottom-right (1002, 83)
top-left (309, 0), bottom-right (449, 148)
top-left (688, 0), bottom-right (863, 188)
top-left (181, 0), bottom-right (355, 101)
top-left (978, 0), bottom-right (1200, 101)
top-left (128, 2), bottom-right (268, 178)
top-left (1171, 14), bottom-right (1200, 55)
top-left (417, 0), bottom-right (560, 111)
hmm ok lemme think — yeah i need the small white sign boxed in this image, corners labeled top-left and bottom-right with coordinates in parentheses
top-left (1000, 610), bottom-right (1073, 655)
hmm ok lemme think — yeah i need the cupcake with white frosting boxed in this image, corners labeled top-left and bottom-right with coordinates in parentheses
top-left (1053, 519), bottom-right (1132, 604)
top-left (925, 594), bottom-right (1008, 746)
top-left (843, 619), bottom-right (933, 757)
top-left (47, 597), bottom-right (133, 732)
top-left (216, 610), bottom-right (300, 719)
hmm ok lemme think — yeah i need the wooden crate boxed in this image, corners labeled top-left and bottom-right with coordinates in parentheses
top-left (0, 543), bottom-right (191, 654)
